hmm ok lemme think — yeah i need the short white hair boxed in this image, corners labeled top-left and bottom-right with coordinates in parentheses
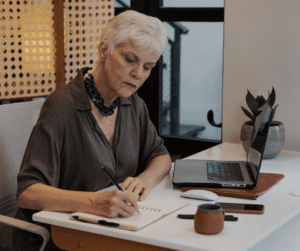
top-left (100, 10), bottom-right (168, 57)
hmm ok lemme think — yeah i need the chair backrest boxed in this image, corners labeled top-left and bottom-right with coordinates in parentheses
top-left (0, 100), bottom-right (44, 219)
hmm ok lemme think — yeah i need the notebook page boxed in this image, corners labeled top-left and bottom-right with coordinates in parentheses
top-left (138, 199), bottom-right (188, 215)
top-left (113, 199), bottom-right (189, 229)
top-left (71, 199), bottom-right (188, 230)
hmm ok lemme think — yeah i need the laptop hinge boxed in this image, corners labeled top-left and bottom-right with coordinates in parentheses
top-left (246, 163), bottom-right (256, 184)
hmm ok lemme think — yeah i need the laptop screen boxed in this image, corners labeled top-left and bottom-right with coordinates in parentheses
top-left (246, 101), bottom-right (273, 185)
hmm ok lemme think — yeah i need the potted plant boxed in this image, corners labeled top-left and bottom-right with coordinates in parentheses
top-left (240, 87), bottom-right (285, 159)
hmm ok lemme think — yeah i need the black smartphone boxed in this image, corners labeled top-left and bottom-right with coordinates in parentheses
top-left (216, 202), bottom-right (265, 214)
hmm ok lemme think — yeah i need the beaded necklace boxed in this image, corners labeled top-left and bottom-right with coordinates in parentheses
top-left (84, 73), bottom-right (119, 116)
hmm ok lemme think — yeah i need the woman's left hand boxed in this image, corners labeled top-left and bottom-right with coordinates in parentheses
top-left (121, 177), bottom-right (153, 201)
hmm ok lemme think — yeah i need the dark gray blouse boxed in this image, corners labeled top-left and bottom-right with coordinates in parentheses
top-left (17, 67), bottom-right (169, 197)
top-left (13, 67), bottom-right (169, 250)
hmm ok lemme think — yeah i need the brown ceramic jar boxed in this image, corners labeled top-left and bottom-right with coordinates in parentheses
top-left (194, 204), bottom-right (224, 235)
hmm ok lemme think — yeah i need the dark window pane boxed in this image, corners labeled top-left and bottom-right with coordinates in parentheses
top-left (160, 22), bottom-right (223, 142)
top-left (162, 0), bottom-right (224, 8)
top-left (114, 0), bottom-right (131, 8)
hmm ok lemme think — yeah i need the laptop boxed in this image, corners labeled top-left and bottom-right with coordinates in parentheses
top-left (172, 99), bottom-right (273, 189)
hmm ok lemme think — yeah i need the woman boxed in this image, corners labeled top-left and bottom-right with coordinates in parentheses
top-left (13, 10), bottom-right (171, 251)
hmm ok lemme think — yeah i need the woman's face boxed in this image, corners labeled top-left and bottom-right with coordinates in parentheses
top-left (101, 41), bottom-right (159, 98)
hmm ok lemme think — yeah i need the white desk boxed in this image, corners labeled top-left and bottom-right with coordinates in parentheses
top-left (33, 143), bottom-right (300, 251)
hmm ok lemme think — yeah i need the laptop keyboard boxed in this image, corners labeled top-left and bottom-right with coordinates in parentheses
top-left (207, 162), bottom-right (244, 181)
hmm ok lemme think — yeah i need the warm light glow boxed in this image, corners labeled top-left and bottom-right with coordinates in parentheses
top-left (1, 0), bottom-right (56, 99)
top-left (1, 0), bottom-right (113, 99)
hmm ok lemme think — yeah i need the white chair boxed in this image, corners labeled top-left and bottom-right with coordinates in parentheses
top-left (0, 100), bottom-right (50, 251)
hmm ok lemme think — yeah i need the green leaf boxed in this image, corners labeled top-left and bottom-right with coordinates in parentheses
top-left (246, 90), bottom-right (258, 116)
top-left (241, 106), bottom-right (255, 122)
top-left (267, 87), bottom-right (276, 107)
top-left (257, 95), bottom-right (266, 110)
top-left (270, 104), bottom-right (278, 122)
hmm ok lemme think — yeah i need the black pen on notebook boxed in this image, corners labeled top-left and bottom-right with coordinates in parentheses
top-left (101, 166), bottom-right (140, 214)
top-left (71, 215), bottom-right (120, 227)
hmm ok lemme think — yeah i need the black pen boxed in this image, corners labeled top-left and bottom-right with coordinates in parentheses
top-left (177, 214), bottom-right (238, 221)
top-left (101, 166), bottom-right (123, 191)
top-left (71, 215), bottom-right (120, 227)
top-left (101, 166), bottom-right (140, 214)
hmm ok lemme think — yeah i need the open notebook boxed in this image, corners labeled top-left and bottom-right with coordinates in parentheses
top-left (70, 199), bottom-right (189, 231)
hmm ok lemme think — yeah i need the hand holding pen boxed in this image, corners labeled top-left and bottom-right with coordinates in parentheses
top-left (101, 166), bottom-right (140, 216)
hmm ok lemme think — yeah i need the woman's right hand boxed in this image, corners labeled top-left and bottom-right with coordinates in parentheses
top-left (90, 190), bottom-right (139, 218)
top-left (17, 183), bottom-right (139, 218)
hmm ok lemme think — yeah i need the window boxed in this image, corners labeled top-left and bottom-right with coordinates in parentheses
top-left (161, 21), bottom-right (223, 142)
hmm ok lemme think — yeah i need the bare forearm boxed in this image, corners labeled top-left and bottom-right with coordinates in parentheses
top-left (137, 154), bottom-right (172, 188)
top-left (17, 183), bottom-right (94, 213)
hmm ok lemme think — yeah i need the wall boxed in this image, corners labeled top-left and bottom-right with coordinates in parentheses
top-left (223, 0), bottom-right (300, 151)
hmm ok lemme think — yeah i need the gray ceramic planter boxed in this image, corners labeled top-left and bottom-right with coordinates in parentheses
top-left (240, 121), bottom-right (285, 159)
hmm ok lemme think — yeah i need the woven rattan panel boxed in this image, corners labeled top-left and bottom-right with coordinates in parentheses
top-left (0, 0), bottom-right (56, 100)
top-left (63, 0), bottom-right (114, 83)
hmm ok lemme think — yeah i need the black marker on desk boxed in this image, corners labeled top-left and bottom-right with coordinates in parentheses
top-left (177, 214), bottom-right (238, 221)
top-left (101, 166), bottom-right (140, 214)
